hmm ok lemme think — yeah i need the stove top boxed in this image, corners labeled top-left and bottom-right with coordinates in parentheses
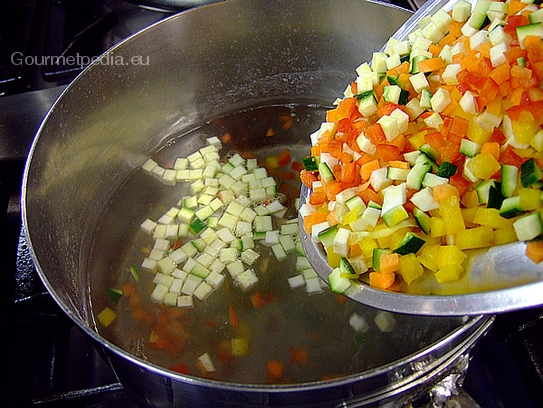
top-left (1, 1), bottom-right (543, 407)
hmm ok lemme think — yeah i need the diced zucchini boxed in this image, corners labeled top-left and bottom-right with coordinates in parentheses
top-left (318, 225), bottom-right (338, 249)
top-left (513, 212), bottom-right (543, 241)
top-left (517, 22), bottom-right (543, 49)
top-left (499, 196), bottom-right (525, 219)
top-left (393, 232), bottom-right (426, 255)
top-left (470, 0), bottom-right (492, 30)
top-left (520, 158), bottom-right (543, 187)
top-left (328, 267), bottom-right (352, 294)
top-left (437, 162), bottom-right (458, 178)
top-left (413, 207), bottom-right (432, 234)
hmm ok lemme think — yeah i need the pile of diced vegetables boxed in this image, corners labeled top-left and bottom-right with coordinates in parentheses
top-left (299, 0), bottom-right (543, 294)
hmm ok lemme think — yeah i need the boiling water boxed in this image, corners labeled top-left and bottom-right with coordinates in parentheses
top-left (88, 104), bottom-right (466, 384)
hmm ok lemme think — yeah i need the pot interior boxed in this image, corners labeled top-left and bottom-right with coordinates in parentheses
top-left (87, 102), bottom-right (468, 384)
top-left (22, 0), bottom-right (487, 394)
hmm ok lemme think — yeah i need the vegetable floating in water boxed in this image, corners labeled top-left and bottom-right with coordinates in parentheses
top-left (300, 0), bottom-right (543, 294)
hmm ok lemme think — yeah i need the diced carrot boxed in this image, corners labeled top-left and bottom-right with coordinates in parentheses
top-left (170, 364), bottom-right (190, 375)
top-left (365, 123), bottom-right (387, 144)
top-left (481, 142), bottom-right (501, 161)
top-left (250, 292), bottom-right (266, 309)
top-left (267, 360), bottom-right (284, 380)
top-left (300, 169), bottom-right (318, 187)
top-left (388, 160), bottom-right (410, 169)
top-left (303, 211), bottom-right (328, 234)
top-left (325, 180), bottom-right (344, 201)
top-left (432, 183), bottom-right (460, 202)
top-left (221, 132), bottom-right (232, 143)
top-left (229, 304), bottom-right (239, 328)
top-left (489, 63), bottom-right (511, 85)
top-left (499, 145), bottom-right (524, 167)
top-left (369, 271), bottom-right (396, 290)
top-left (341, 161), bottom-right (357, 184)
top-left (309, 190), bottom-right (326, 205)
top-left (417, 57), bottom-right (446, 73)
top-left (290, 346), bottom-right (309, 365)
top-left (278, 148), bottom-right (291, 166)
top-left (379, 253), bottom-right (400, 274)
top-left (425, 132), bottom-right (446, 149)
top-left (356, 186), bottom-right (383, 205)
top-left (336, 97), bottom-right (358, 121)
top-left (360, 159), bottom-right (380, 181)
top-left (376, 144), bottom-right (401, 162)
top-left (449, 174), bottom-right (471, 197)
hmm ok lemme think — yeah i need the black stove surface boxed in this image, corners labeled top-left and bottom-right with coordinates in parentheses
top-left (1, 0), bottom-right (543, 407)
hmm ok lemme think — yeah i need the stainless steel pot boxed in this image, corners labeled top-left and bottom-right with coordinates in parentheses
top-left (22, 1), bottom-right (493, 406)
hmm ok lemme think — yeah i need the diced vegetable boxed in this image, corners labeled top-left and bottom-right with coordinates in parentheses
top-left (300, 0), bottom-right (543, 293)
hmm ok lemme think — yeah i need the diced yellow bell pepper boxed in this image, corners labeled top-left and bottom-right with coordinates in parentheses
top-left (359, 237), bottom-right (378, 259)
top-left (343, 208), bottom-right (360, 225)
top-left (466, 153), bottom-right (501, 180)
top-left (390, 228), bottom-right (410, 250)
top-left (455, 225), bottom-right (494, 250)
top-left (519, 188), bottom-right (542, 211)
top-left (439, 195), bottom-right (466, 234)
top-left (97, 306), bottom-right (117, 327)
top-left (512, 111), bottom-right (538, 145)
top-left (493, 226), bottom-right (518, 245)
top-left (473, 207), bottom-right (513, 229)
top-left (462, 206), bottom-right (480, 224)
top-left (467, 119), bottom-right (491, 144)
top-left (434, 264), bottom-right (464, 283)
top-left (418, 243), bottom-right (440, 272)
top-left (430, 216), bottom-right (447, 238)
top-left (399, 253), bottom-right (424, 284)
top-left (437, 245), bottom-right (466, 268)
top-left (462, 190), bottom-right (481, 208)
top-left (231, 338), bottom-right (250, 356)
top-left (409, 130), bottom-right (427, 150)
top-left (327, 249), bottom-right (341, 268)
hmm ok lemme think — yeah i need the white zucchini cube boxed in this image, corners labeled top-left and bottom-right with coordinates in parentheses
top-left (374, 311), bottom-right (396, 332)
top-left (272, 243), bottom-right (288, 262)
top-left (390, 108), bottom-right (409, 134)
top-left (150, 284), bottom-right (169, 303)
top-left (305, 277), bottom-right (324, 294)
top-left (209, 258), bottom-right (226, 274)
top-left (409, 72), bottom-right (430, 93)
top-left (193, 282), bottom-right (213, 301)
top-left (452, 0), bottom-right (471, 23)
top-left (349, 313), bottom-right (370, 333)
top-left (177, 295), bottom-right (194, 309)
top-left (142, 158), bottom-right (158, 174)
top-left (287, 275), bottom-right (305, 289)
top-left (410, 187), bottom-right (440, 212)
top-left (157, 256), bottom-right (177, 275)
top-left (141, 258), bottom-right (157, 271)
top-left (170, 278), bottom-right (185, 295)
top-left (163, 292), bottom-right (178, 307)
top-left (235, 269), bottom-right (259, 291)
top-left (441, 63), bottom-right (461, 85)
top-left (430, 9), bottom-right (453, 34)
top-left (148, 248), bottom-right (165, 261)
top-left (140, 219), bottom-right (157, 235)
top-left (240, 248), bottom-right (260, 265)
top-left (385, 54), bottom-right (402, 70)
top-left (181, 275), bottom-right (202, 296)
top-left (430, 87), bottom-right (452, 113)
top-left (421, 21), bottom-right (445, 43)
top-left (226, 260), bottom-right (244, 277)
top-left (206, 271), bottom-right (225, 290)
top-left (459, 90), bottom-right (478, 115)
top-left (333, 227), bottom-right (351, 257)
top-left (172, 268), bottom-right (188, 282)
top-left (377, 115), bottom-right (400, 142)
